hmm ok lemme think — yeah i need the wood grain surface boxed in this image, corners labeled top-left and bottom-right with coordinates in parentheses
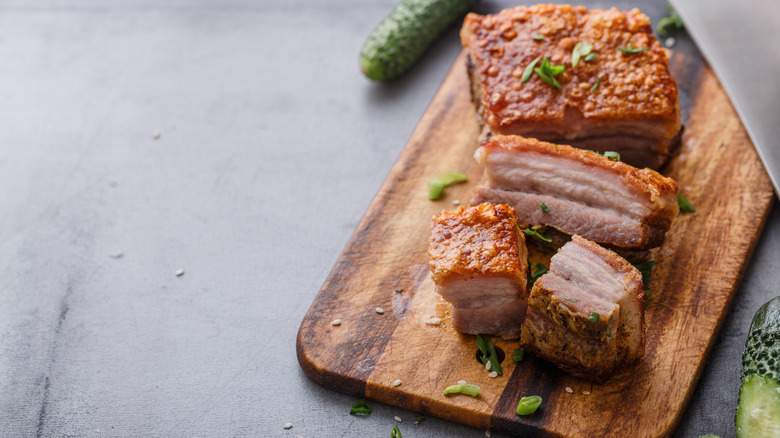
top-left (296, 50), bottom-right (774, 437)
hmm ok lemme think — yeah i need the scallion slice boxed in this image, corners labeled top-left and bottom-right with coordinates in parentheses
top-left (571, 42), bottom-right (593, 68)
top-left (524, 228), bottom-right (552, 243)
top-left (427, 172), bottom-right (467, 200)
top-left (603, 151), bottom-right (620, 161)
top-left (521, 56), bottom-right (542, 83)
top-left (443, 383), bottom-right (481, 397)
top-left (619, 43), bottom-right (649, 54)
top-left (476, 335), bottom-right (503, 375)
top-left (513, 348), bottom-right (524, 362)
top-left (589, 311), bottom-right (600, 324)
top-left (678, 194), bottom-right (695, 212)
top-left (350, 399), bottom-right (372, 415)
top-left (516, 395), bottom-right (543, 415)
top-left (540, 202), bottom-right (549, 213)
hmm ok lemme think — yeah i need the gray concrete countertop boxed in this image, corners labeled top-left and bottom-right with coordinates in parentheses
top-left (1, 1), bottom-right (776, 437)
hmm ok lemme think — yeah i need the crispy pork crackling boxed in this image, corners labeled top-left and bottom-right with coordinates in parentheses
top-left (472, 135), bottom-right (679, 250)
top-left (461, 4), bottom-right (681, 169)
top-left (428, 203), bottom-right (528, 339)
top-left (520, 235), bottom-right (645, 381)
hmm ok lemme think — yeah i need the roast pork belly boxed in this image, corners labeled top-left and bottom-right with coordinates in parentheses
top-left (428, 203), bottom-right (528, 339)
top-left (472, 135), bottom-right (679, 250)
top-left (461, 4), bottom-right (681, 169)
top-left (520, 235), bottom-right (645, 381)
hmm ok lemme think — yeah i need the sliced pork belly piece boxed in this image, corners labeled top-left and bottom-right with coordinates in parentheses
top-left (520, 235), bottom-right (645, 381)
top-left (472, 135), bottom-right (678, 250)
top-left (461, 4), bottom-right (680, 169)
top-left (428, 203), bottom-right (528, 339)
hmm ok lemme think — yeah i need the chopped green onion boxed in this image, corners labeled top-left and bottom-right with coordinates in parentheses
top-left (427, 172), bottom-right (468, 200)
top-left (476, 335), bottom-right (503, 375)
top-left (619, 43), bottom-right (650, 54)
top-left (656, 5), bottom-right (683, 36)
top-left (415, 416), bottom-right (425, 425)
top-left (529, 56), bottom-right (565, 90)
top-left (571, 42), bottom-right (593, 68)
top-left (606, 314), bottom-right (614, 337)
top-left (530, 262), bottom-right (548, 286)
top-left (602, 151), bottom-right (620, 161)
top-left (678, 194), bottom-right (695, 212)
top-left (540, 202), bottom-right (549, 213)
top-left (350, 399), bottom-right (372, 415)
top-left (391, 425), bottom-right (402, 438)
top-left (513, 348), bottom-right (524, 362)
top-left (532, 34), bottom-right (545, 40)
top-left (591, 77), bottom-right (601, 93)
top-left (633, 260), bottom-right (655, 306)
top-left (584, 53), bottom-right (598, 62)
top-left (563, 296), bottom-right (579, 303)
top-left (589, 311), bottom-right (600, 324)
top-left (524, 228), bottom-right (553, 243)
top-left (521, 56), bottom-right (542, 83)
top-left (443, 383), bottom-right (481, 397)
top-left (516, 395), bottom-right (543, 415)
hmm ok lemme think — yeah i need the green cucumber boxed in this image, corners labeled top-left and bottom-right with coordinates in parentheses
top-left (736, 296), bottom-right (780, 437)
top-left (360, 0), bottom-right (479, 81)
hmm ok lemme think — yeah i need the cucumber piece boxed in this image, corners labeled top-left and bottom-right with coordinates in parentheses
top-left (735, 375), bottom-right (780, 437)
top-left (360, 0), bottom-right (479, 81)
top-left (736, 297), bottom-right (780, 437)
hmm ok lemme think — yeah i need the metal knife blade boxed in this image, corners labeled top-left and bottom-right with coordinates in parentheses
top-left (670, 0), bottom-right (780, 198)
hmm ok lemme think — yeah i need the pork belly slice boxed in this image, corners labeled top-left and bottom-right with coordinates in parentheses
top-left (428, 203), bottom-right (528, 339)
top-left (520, 235), bottom-right (645, 381)
top-left (472, 135), bottom-right (679, 250)
top-left (461, 4), bottom-right (680, 169)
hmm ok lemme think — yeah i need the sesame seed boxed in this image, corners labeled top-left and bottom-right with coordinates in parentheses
top-left (486, 432), bottom-right (492, 437)
top-left (458, 380), bottom-right (467, 385)
top-left (452, 199), bottom-right (461, 206)
top-left (393, 379), bottom-right (402, 387)
top-left (110, 252), bottom-right (124, 258)
top-left (425, 317), bottom-right (441, 326)
top-left (489, 371), bottom-right (498, 378)
top-left (664, 37), bottom-right (676, 48)
top-left (583, 391), bottom-right (591, 395)
top-left (152, 131), bottom-right (161, 139)
top-left (394, 416), bottom-right (402, 423)
top-left (565, 387), bottom-right (573, 393)
top-left (331, 319), bottom-right (341, 326)
top-left (485, 361), bottom-right (491, 371)
top-left (175, 269), bottom-right (185, 277)
top-left (375, 307), bottom-right (384, 314)
top-left (283, 423), bottom-right (293, 429)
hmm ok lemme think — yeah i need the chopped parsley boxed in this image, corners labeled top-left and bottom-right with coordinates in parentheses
top-left (524, 228), bottom-right (553, 243)
top-left (476, 335), bottom-right (503, 375)
top-left (540, 202), bottom-right (549, 213)
top-left (571, 42), bottom-right (594, 68)
top-left (513, 348), bottom-right (525, 362)
top-left (349, 399), bottom-right (372, 415)
top-left (589, 311), bottom-right (600, 324)
top-left (619, 43), bottom-right (650, 54)
top-left (678, 194), bottom-right (696, 212)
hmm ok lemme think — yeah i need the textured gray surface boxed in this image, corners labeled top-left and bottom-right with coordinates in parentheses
top-left (0, 1), bottom-right (775, 437)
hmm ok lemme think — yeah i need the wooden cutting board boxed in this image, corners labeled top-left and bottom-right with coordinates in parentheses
top-left (296, 50), bottom-right (774, 437)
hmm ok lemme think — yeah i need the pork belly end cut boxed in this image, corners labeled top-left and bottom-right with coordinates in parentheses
top-left (461, 4), bottom-right (680, 169)
top-left (473, 135), bottom-right (679, 250)
top-left (520, 235), bottom-right (645, 381)
top-left (429, 203), bottom-right (528, 339)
